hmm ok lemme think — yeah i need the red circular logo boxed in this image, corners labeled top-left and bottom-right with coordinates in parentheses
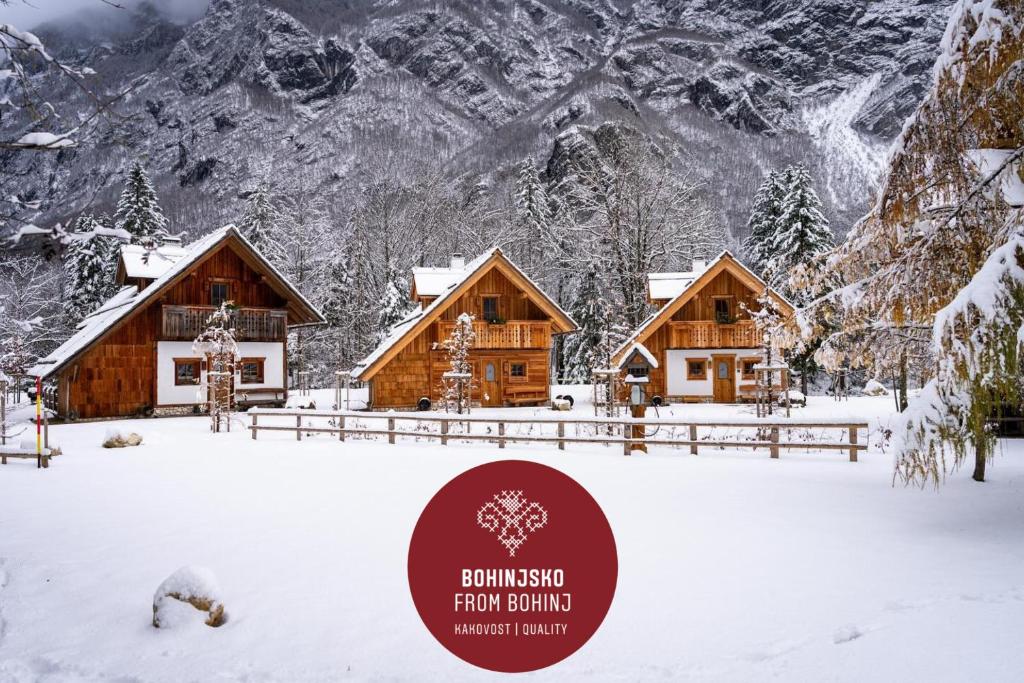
top-left (408, 460), bottom-right (617, 673)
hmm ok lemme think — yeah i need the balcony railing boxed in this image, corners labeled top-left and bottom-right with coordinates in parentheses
top-left (436, 320), bottom-right (552, 349)
top-left (669, 319), bottom-right (759, 348)
top-left (162, 305), bottom-right (288, 342)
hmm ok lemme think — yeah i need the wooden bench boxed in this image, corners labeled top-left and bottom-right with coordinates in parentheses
top-left (237, 389), bottom-right (286, 409)
top-left (1, 447), bottom-right (52, 467)
top-left (505, 386), bottom-right (548, 406)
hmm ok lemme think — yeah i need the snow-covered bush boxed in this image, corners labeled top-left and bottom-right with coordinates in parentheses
top-left (861, 379), bottom-right (889, 396)
top-left (152, 566), bottom-right (226, 629)
top-left (102, 429), bottom-right (142, 448)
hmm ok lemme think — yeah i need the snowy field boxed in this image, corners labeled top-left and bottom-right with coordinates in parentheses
top-left (1, 393), bottom-right (1023, 682)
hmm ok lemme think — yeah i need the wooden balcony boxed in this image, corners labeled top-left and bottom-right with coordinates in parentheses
top-left (669, 319), bottom-right (760, 348)
top-left (436, 320), bottom-right (552, 349)
top-left (162, 305), bottom-right (288, 342)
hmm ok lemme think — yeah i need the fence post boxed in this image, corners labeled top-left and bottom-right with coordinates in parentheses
top-left (251, 413), bottom-right (258, 440)
top-left (557, 422), bottom-right (565, 451)
top-left (339, 415), bottom-right (346, 442)
top-left (689, 424), bottom-right (697, 455)
top-left (622, 425), bottom-right (630, 456)
top-left (441, 419), bottom-right (448, 445)
top-left (498, 422), bottom-right (505, 449)
top-left (388, 417), bottom-right (396, 445)
top-left (848, 426), bottom-right (858, 462)
top-left (769, 426), bottom-right (779, 458)
top-left (296, 415), bottom-right (302, 441)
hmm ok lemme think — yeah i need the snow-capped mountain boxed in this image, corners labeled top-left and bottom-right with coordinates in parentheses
top-left (7, 0), bottom-right (953, 239)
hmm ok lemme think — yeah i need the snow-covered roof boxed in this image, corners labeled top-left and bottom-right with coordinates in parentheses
top-left (648, 271), bottom-right (701, 300)
top-left (31, 225), bottom-right (324, 379)
top-left (412, 266), bottom-right (466, 298)
top-left (353, 247), bottom-right (577, 381)
top-left (617, 342), bottom-right (659, 370)
top-left (119, 243), bottom-right (188, 280)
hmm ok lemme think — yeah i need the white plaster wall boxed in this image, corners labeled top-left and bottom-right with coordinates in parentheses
top-left (236, 342), bottom-right (284, 390)
top-left (156, 341), bottom-right (284, 407)
top-left (156, 341), bottom-right (206, 407)
top-left (665, 349), bottom-right (757, 397)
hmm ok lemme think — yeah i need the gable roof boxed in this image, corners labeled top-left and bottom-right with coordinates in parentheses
top-left (411, 266), bottom-right (465, 298)
top-left (353, 247), bottom-right (577, 381)
top-left (31, 225), bottom-right (324, 380)
top-left (612, 250), bottom-right (794, 363)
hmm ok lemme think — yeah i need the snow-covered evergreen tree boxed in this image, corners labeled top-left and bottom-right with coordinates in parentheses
top-left (114, 161), bottom-right (168, 245)
top-left (375, 267), bottom-right (411, 345)
top-left (741, 169), bottom-right (788, 275)
top-left (765, 165), bottom-right (832, 297)
top-left (561, 266), bottom-right (611, 383)
top-left (514, 156), bottom-right (549, 272)
top-left (193, 302), bottom-right (239, 433)
top-left (320, 244), bottom-right (360, 369)
top-left (62, 214), bottom-right (118, 327)
top-left (238, 185), bottom-right (284, 265)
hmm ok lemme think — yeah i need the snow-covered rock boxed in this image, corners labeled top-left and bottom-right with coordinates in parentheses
top-left (780, 390), bottom-right (807, 407)
top-left (102, 429), bottom-right (143, 448)
top-left (861, 379), bottom-right (889, 396)
top-left (152, 566), bottom-right (226, 629)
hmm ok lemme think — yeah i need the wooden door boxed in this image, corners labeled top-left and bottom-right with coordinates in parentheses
top-left (481, 360), bottom-right (502, 406)
top-left (712, 355), bottom-right (735, 403)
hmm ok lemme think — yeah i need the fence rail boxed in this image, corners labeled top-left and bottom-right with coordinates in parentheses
top-left (248, 409), bottom-right (868, 461)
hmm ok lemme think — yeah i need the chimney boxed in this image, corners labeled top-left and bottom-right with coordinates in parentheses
top-left (450, 252), bottom-right (465, 269)
top-left (692, 258), bottom-right (707, 272)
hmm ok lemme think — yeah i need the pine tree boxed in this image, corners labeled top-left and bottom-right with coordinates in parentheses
top-left (561, 266), bottom-right (611, 383)
top-left (114, 161), bottom-right (168, 244)
top-left (514, 156), bottom-right (549, 272)
top-left (765, 165), bottom-right (832, 298)
top-left (62, 214), bottom-right (118, 327)
top-left (193, 302), bottom-right (239, 433)
top-left (375, 267), bottom-right (411, 345)
top-left (741, 168), bottom-right (788, 275)
top-left (238, 185), bottom-right (284, 264)
top-left (320, 244), bottom-right (359, 369)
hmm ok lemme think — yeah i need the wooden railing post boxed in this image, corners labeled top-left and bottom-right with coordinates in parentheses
top-left (498, 422), bottom-right (505, 449)
top-left (689, 424), bottom-right (697, 455)
top-left (339, 415), bottom-right (346, 442)
top-left (849, 426), bottom-right (858, 462)
top-left (251, 413), bottom-right (258, 440)
top-left (441, 419), bottom-right (448, 445)
top-left (770, 426), bottom-right (779, 458)
top-left (557, 422), bottom-right (565, 451)
top-left (388, 417), bottom-right (396, 444)
top-left (622, 425), bottom-right (630, 456)
top-left (296, 415), bottom-right (302, 441)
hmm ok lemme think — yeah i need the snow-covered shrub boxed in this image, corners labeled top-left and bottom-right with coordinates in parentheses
top-left (861, 379), bottom-right (889, 396)
top-left (780, 390), bottom-right (806, 406)
top-left (153, 566), bottom-right (226, 628)
top-left (102, 429), bottom-right (143, 448)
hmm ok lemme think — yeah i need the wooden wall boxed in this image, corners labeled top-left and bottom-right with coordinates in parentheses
top-left (671, 270), bottom-right (759, 322)
top-left (434, 268), bottom-right (547, 321)
top-left (58, 243), bottom-right (291, 419)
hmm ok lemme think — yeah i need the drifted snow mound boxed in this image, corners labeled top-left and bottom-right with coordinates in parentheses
top-left (780, 390), bottom-right (807, 406)
top-left (861, 379), bottom-right (889, 396)
top-left (152, 566), bottom-right (226, 628)
top-left (103, 429), bottom-right (143, 448)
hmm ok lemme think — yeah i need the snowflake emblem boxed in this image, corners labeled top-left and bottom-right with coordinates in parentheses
top-left (477, 490), bottom-right (548, 557)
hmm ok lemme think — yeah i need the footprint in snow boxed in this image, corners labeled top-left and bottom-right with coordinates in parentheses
top-left (833, 625), bottom-right (865, 644)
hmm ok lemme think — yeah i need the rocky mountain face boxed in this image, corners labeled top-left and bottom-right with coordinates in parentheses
top-left (7, 0), bottom-right (953, 241)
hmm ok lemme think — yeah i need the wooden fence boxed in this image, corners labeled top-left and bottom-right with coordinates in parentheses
top-left (248, 409), bottom-right (869, 461)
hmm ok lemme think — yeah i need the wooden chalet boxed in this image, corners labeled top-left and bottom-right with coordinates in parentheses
top-left (612, 251), bottom-right (794, 404)
top-left (31, 225), bottom-right (324, 420)
top-left (353, 249), bottom-right (577, 409)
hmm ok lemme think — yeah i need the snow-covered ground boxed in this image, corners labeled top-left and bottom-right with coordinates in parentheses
top-left (1, 393), bottom-right (1022, 682)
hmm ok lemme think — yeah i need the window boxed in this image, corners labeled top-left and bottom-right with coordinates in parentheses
top-left (714, 297), bottom-right (733, 323)
top-left (509, 362), bottom-right (527, 380)
top-left (485, 362), bottom-right (496, 382)
top-left (741, 360), bottom-right (758, 381)
top-left (211, 282), bottom-right (230, 307)
top-left (482, 296), bottom-right (499, 322)
top-left (717, 360), bottom-right (730, 379)
top-left (240, 358), bottom-right (265, 384)
top-left (687, 359), bottom-right (706, 380)
top-left (627, 365), bottom-right (649, 378)
top-left (174, 358), bottom-right (200, 386)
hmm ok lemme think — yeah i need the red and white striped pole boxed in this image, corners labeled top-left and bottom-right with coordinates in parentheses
top-left (35, 376), bottom-right (42, 469)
